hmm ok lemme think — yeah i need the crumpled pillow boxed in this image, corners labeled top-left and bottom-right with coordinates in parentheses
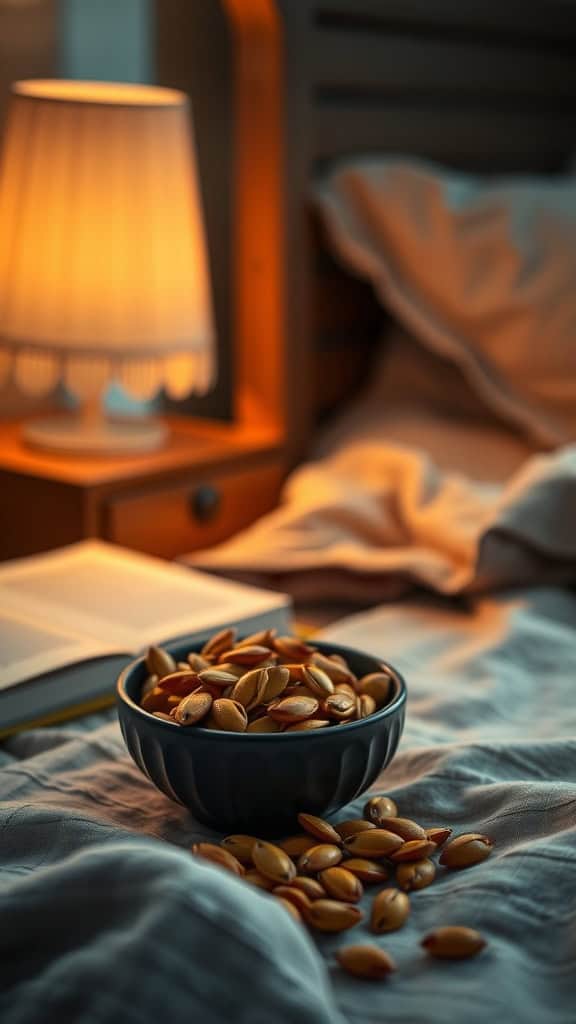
top-left (315, 157), bottom-right (576, 447)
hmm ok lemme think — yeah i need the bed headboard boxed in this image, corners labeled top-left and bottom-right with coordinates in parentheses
top-left (160, 0), bottom-right (576, 461)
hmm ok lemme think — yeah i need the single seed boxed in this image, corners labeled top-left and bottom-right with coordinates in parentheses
top-left (297, 844), bottom-right (343, 873)
top-left (197, 668), bottom-right (241, 688)
top-left (244, 870), bottom-right (275, 891)
top-left (272, 886), bottom-right (310, 914)
top-left (172, 691), bottom-right (213, 726)
top-left (291, 876), bottom-right (326, 899)
top-left (297, 813), bottom-right (342, 845)
top-left (252, 840), bottom-right (297, 885)
top-left (301, 665), bottom-right (334, 698)
top-left (274, 636), bottom-right (316, 660)
top-left (209, 698), bottom-right (248, 732)
top-left (364, 796), bottom-right (398, 824)
top-left (334, 820), bottom-right (377, 840)
top-left (377, 817), bottom-right (426, 842)
top-left (191, 843), bottom-right (245, 876)
top-left (390, 839), bottom-right (438, 863)
top-left (396, 858), bottom-right (436, 892)
top-left (284, 719), bottom-right (331, 731)
top-left (439, 834), bottom-right (493, 869)
top-left (319, 867), bottom-right (363, 903)
top-left (201, 627), bottom-right (237, 660)
top-left (305, 900), bottom-right (363, 933)
top-left (246, 715), bottom-right (283, 733)
top-left (145, 645), bottom-right (176, 679)
top-left (277, 835), bottom-right (317, 858)
top-left (231, 668), bottom-right (267, 709)
top-left (337, 944), bottom-right (396, 980)
top-left (422, 926), bottom-right (486, 959)
top-left (425, 827), bottom-right (453, 847)
top-left (343, 859), bottom-right (389, 885)
top-left (186, 652), bottom-right (210, 672)
top-left (235, 628), bottom-right (277, 649)
top-left (257, 665), bottom-right (290, 704)
top-left (356, 671), bottom-right (392, 706)
top-left (322, 692), bottom-right (357, 721)
top-left (218, 645), bottom-right (272, 666)
top-left (140, 687), bottom-right (171, 713)
top-left (267, 695), bottom-right (319, 723)
top-left (343, 830), bottom-right (403, 859)
top-left (221, 835), bottom-right (258, 865)
top-left (152, 711), bottom-right (178, 724)
top-left (371, 889), bottom-right (410, 933)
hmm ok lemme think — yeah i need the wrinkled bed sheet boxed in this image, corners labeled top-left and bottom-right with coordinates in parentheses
top-left (1, 586), bottom-right (575, 1024)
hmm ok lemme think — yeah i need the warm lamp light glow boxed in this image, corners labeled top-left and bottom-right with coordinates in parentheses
top-left (0, 80), bottom-right (215, 453)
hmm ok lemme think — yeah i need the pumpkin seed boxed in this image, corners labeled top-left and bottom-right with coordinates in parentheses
top-left (291, 876), bottom-right (326, 900)
top-left (301, 665), bottom-right (334, 698)
top-left (390, 839), bottom-right (438, 863)
top-left (246, 715), bottom-right (283, 734)
top-left (221, 835), bottom-right (258, 864)
top-left (364, 796), bottom-right (398, 824)
top-left (425, 827), bottom-right (452, 847)
top-left (322, 692), bottom-right (357, 721)
top-left (252, 840), bottom-right (296, 884)
top-left (375, 816), bottom-right (425, 841)
top-left (210, 698), bottom-right (248, 732)
top-left (343, 859), bottom-right (389, 885)
top-left (201, 627), bottom-right (237, 660)
top-left (218, 645), bottom-right (272, 666)
top-left (191, 843), bottom-right (245, 876)
top-left (274, 636), bottom-right (316, 660)
top-left (272, 886), bottom-right (310, 914)
top-left (297, 844), bottom-right (343, 873)
top-left (343, 830), bottom-right (403, 859)
top-left (356, 672), bottom-right (392, 706)
top-left (145, 645), bottom-right (176, 679)
top-left (319, 867), bottom-right (363, 903)
top-left (267, 695), bottom-right (319, 723)
top-left (244, 870), bottom-right (275, 891)
top-left (337, 944), bottom-right (396, 979)
top-left (297, 813), bottom-right (342, 845)
top-left (306, 900), bottom-right (363, 933)
top-left (439, 834), bottom-right (493, 869)
top-left (277, 835), bottom-right (317, 858)
top-left (334, 820), bottom-right (377, 840)
top-left (371, 889), bottom-right (410, 933)
top-left (396, 858), bottom-right (436, 892)
top-left (422, 926), bottom-right (486, 959)
top-left (173, 691), bottom-right (213, 726)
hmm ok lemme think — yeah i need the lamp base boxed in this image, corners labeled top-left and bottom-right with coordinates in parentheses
top-left (23, 415), bottom-right (168, 455)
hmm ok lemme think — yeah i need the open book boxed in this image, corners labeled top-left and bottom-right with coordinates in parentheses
top-left (0, 541), bottom-right (291, 733)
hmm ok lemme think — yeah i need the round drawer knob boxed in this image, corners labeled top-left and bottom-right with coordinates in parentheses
top-left (190, 483), bottom-right (221, 523)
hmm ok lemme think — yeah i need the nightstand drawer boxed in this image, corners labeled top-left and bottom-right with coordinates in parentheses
top-left (105, 459), bottom-right (284, 558)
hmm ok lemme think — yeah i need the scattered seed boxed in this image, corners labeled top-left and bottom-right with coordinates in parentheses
top-left (337, 944), bottom-right (396, 980)
top-left (422, 926), bottom-right (486, 959)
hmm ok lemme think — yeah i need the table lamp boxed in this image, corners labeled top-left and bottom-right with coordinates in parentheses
top-left (0, 80), bottom-right (215, 454)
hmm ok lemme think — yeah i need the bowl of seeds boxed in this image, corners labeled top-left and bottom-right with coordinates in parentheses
top-left (116, 628), bottom-right (407, 833)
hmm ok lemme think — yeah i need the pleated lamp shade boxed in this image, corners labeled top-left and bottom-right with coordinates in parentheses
top-left (0, 80), bottom-right (216, 453)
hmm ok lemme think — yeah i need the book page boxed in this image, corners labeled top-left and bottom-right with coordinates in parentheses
top-left (0, 605), bottom-right (109, 690)
top-left (0, 541), bottom-right (288, 655)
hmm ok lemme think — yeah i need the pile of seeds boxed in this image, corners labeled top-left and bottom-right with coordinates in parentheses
top-left (139, 627), bottom-right (393, 732)
top-left (191, 798), bottom-right (492, 980)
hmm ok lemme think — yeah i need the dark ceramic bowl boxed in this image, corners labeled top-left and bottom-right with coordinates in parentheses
top-left (116, 639), bottom-right (406, 834)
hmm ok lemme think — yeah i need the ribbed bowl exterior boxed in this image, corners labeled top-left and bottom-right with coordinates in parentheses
top-left (117, 640), bottom-right (406, 834)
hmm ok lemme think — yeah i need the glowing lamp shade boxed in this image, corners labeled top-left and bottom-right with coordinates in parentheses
top-left (0, 80), bottom-right (215, 453)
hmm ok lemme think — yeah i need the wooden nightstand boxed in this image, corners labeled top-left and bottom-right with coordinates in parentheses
top-left (0, 416), bottom-right (286, 562)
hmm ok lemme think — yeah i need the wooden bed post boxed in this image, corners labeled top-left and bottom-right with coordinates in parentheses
top-left (223, 0), bottom-right (313, 464)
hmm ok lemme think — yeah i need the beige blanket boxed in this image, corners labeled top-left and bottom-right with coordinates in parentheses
top-left (189, 431), bottom-right (576, 600)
